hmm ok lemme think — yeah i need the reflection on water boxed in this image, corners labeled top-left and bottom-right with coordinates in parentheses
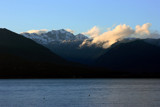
top-left (0, 79), bottom-right (160, 107)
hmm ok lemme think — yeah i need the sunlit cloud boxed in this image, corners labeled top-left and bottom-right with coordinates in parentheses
top-left (135, 23), bottom-right (151, 35)
top-left (65, 29), bottom-right (75, 34)
top-left (21, 29), bottom-right (48, 35)
top-left (82, 26), bottom-right (100, 38)
top-left (81, 23), bottom-right (160, 48)
top-left (91, 24), bottom-right (134, 48)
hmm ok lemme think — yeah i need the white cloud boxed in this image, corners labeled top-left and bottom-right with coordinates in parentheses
top-left (22, 29), bottom-right (48, 35)
top-left (135, 23), bottom-right (151, 35)
top-left (91, 24), bottom-right (135, 48)
top-left (65, 29), bottom-right (74, 34)
top-left (81, 23), bottom-right (159, 48)
top-left (82, 26), bottom-right (100, 38)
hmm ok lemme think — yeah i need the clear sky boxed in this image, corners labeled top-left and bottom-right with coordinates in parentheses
top-left (0, 0), bottom-right (160, 34)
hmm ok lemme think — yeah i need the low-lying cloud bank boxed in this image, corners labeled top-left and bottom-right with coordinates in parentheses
top-left (82, 23), bottom-right (160, 48)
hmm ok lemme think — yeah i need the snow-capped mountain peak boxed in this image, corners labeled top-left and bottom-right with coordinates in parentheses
top-left (21, 29), bottom-right (88, 44)
top-left (76, 33), bottom-right (88, 40)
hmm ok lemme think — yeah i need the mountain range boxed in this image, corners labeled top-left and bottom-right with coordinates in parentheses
top-left (1, 28), bottom-right (160, 78)
top-left (21, 30), bottom-right (107, 64)
top-left (0, 28), bottom-right (114, 78)
top-left (21, 29), bottom-right (88, 44)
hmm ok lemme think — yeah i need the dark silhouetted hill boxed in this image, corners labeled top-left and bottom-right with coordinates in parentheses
top-left (97, 39), bottom-right (160, 74)
top-left (0, 28), bottom-right (65, 63)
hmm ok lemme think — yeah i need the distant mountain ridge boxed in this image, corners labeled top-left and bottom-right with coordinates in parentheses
top-left (21, 29), bottom-right (88, 45)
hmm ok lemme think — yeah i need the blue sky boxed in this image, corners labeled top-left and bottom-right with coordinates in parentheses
top-left (0, 0), bottom-right (159, 34)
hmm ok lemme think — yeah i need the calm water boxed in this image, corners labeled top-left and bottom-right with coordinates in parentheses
top-left (0, 79), bottom-right (160, 107)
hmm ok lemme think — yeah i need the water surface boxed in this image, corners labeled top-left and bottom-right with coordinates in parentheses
top-left (0, 79), bottom-right (160, 107)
